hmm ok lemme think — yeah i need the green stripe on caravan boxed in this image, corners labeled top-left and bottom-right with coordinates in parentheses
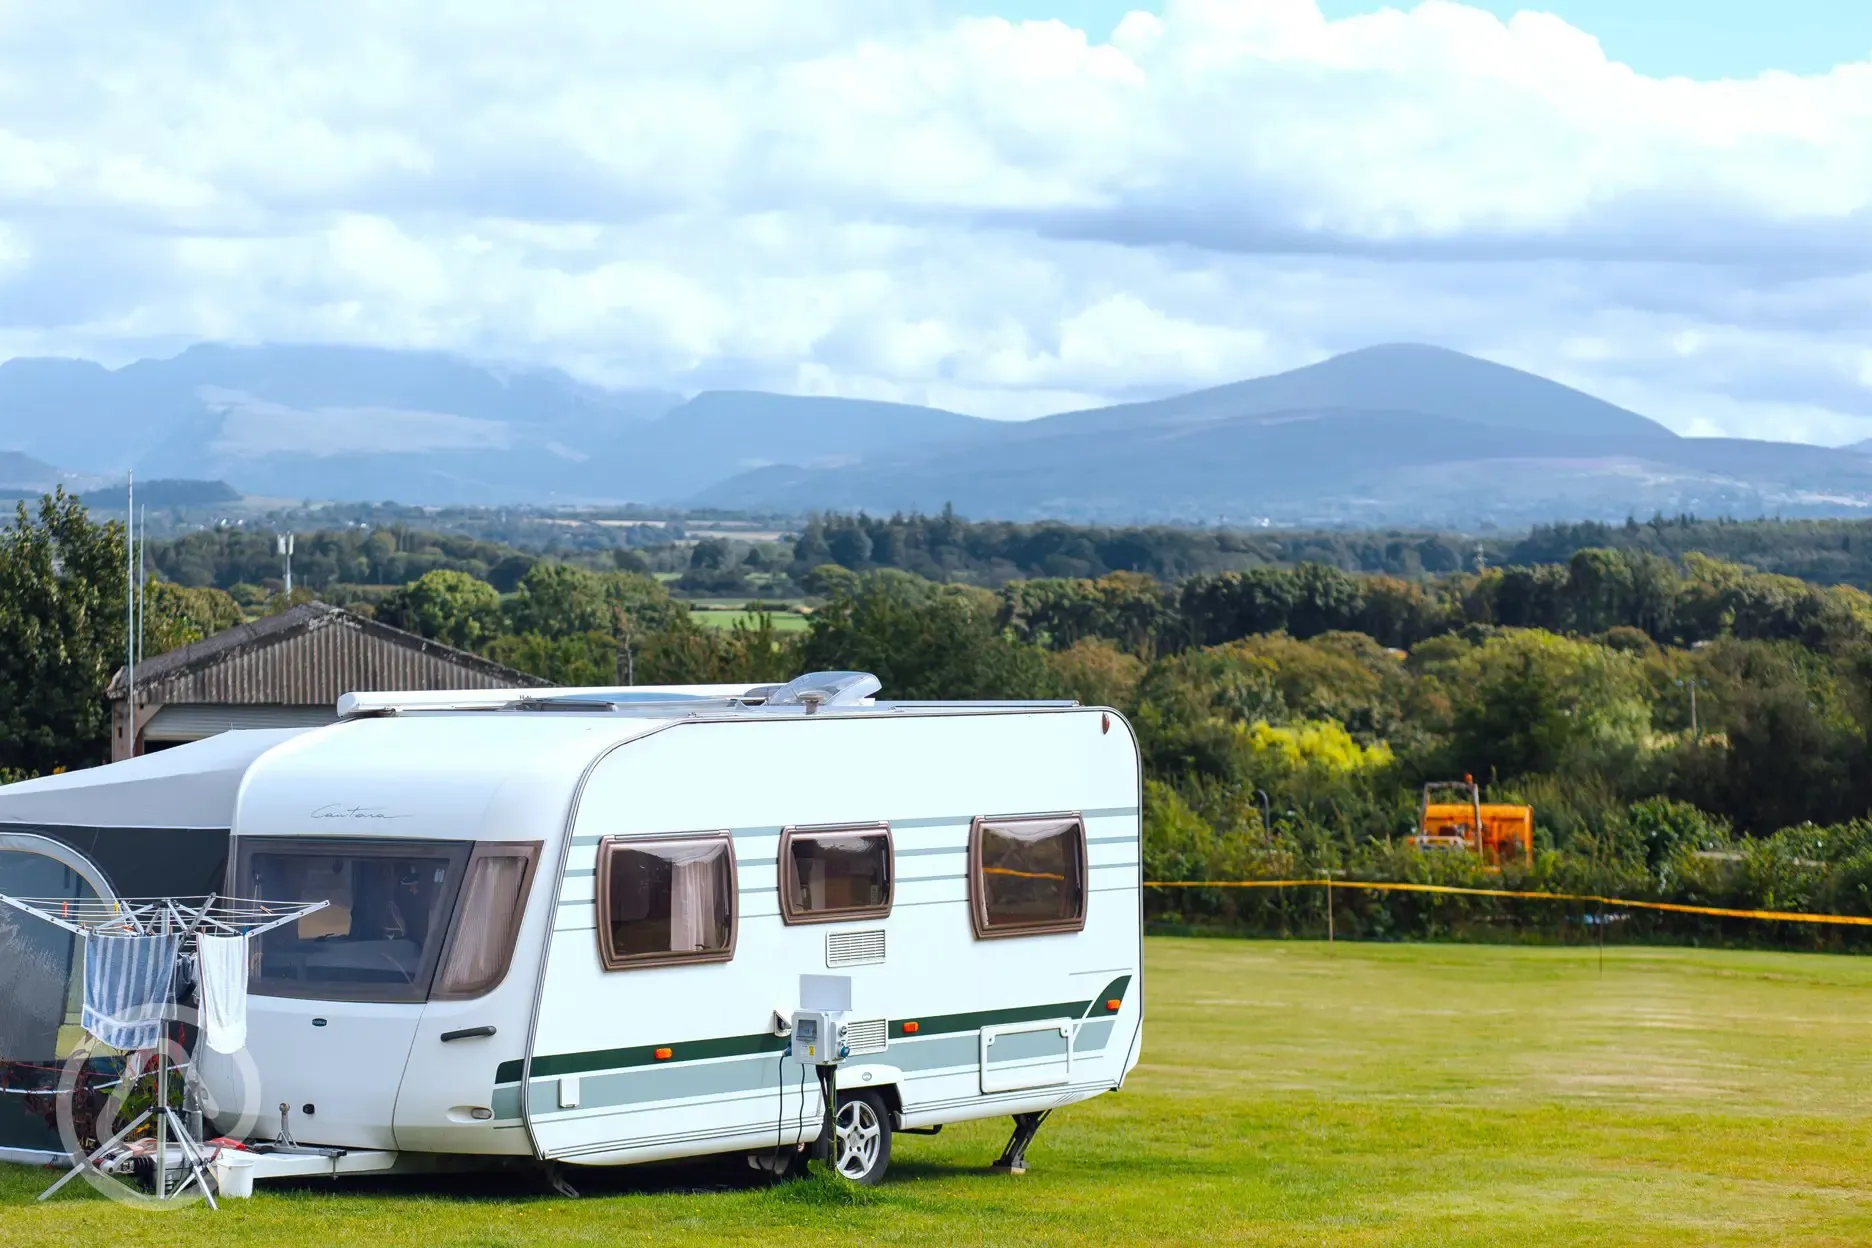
top-left (494, 976), bottom-right (1133, 1086)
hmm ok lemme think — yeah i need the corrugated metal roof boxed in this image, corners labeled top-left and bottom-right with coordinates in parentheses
top-left (108, 602), bottom-right (550, 707)
top-left (143, 704), bottom-right (339, 740)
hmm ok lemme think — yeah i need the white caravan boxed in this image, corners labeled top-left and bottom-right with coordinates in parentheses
top-left (193, 672), bottom-right (1144, 1184)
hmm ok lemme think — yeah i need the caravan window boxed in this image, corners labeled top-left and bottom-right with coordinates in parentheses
top-left (969, 815), bottom-right (1088, 939)
top-left (433, 842), bottom-right (541, 999)
top-left (779, 823), bottom-right (892, 924)
top-left (237, 838), bottom-right (471, 1002)
top-left (597, 834), bottom-right (736, 970)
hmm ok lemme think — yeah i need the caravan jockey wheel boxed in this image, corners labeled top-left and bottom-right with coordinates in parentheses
top-left (834, 1091), bottom-right (891, 1185)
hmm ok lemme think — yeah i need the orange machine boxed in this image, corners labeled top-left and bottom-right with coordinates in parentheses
top-left (1409, 776), bottom-right (1533, 868)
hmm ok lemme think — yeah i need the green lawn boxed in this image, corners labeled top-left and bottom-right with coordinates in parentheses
top-left (688, 607), bottom-right (809, 632)
top-left (8, 938), bottom-right (1872, 1246)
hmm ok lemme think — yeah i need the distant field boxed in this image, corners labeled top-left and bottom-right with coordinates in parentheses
top-left (689, 606), bottom-right (809, 631)
top-left (8, 939), bottom-right (1872, 1246)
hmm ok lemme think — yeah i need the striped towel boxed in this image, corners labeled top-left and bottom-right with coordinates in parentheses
top-left (82, 933), bottom-right (180, 1052)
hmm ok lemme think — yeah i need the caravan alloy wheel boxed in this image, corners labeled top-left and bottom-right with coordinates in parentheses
top-left (834, 1091), bottom-right (892, 1185)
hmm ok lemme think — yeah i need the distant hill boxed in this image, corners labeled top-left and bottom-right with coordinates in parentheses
top-left (1025, 344), bottom-right (1676, 443)
top-left (6, 340), bottom-right (1872, 525)
top-left (689, 347), bottom-right (1872, 526)
top-left (77, 479), bottom-right (243, 511)
top-left (0, 345), bottom-right (683, 503)
top-left (0, 450), bottom-right (61, 487)
top-left (0, 344), bottom-right (997, 506)
top-left (599, 391), bottom-right (997, 500)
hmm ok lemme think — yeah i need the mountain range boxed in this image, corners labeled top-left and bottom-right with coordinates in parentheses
top-left (3, 342), bottom-right (1871, 526)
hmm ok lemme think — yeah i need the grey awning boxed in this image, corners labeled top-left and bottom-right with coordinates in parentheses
top-left (0, 728), bottom-right (313, 829)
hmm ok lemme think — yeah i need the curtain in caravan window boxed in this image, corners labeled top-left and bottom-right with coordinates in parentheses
top-left (670, 857), bottom-right (713, 952)
top-left (434, 845), bottom-right (539, 999)
top-left (599, 836), bottom-right (735, 969)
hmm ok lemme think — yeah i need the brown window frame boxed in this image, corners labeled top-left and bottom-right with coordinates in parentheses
top-left (430, 840), bottom-right (543, 1000)
top-left (595, 831), bottom-right (739, 971)
top-left (778, 822), bottom-right (894, 925)
top-left (968, 813), bottom-right (1089, 940)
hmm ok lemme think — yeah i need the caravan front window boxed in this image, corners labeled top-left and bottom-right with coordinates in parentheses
top-left (433, 842), bottom-right (540, 999)
top-left (597, 834), bottom-right (736, 970)
top-left (236, 839), bottom-right (471, 1002)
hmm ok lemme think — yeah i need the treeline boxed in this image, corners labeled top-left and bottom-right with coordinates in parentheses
top-left (790, 510), bottom-right (1477, 583)
top-left (1003, 548), bottom-right (1871, 654)
top-left (151, 526), bottom-right (647, 598)
top-left (796, 511), bottom-right (1872, 588)
top-left (145, 510), bottom-right (1872, 602)
top-left (18, 489), bottom-right (1872, 950)
top-left (1505, 515), bottom-right (1872, 584)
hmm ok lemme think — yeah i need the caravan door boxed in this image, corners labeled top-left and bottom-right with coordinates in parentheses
top-left (527, 833), bottom-right (786, 1164)
top-left (393, 842), bottom-right (545, 1156)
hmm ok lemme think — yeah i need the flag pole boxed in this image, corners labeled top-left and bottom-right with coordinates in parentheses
top-left (125, 473), bottom-right (135, 755)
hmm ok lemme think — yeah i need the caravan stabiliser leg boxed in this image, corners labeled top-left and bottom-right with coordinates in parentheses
top-left (992, 1110), bottom-right (1051, 1175)
top-left (540, 1161), bottom-right (581, 1199)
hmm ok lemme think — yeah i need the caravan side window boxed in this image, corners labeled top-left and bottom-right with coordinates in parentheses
top-left (779, 823), bottom-right (893, 924)
top-left (597, 833), bottom-right (737, 970)
top-left (968, 815), bottom-right (1088, 939)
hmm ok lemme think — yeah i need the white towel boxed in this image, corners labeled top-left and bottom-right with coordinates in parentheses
top-left (197, 934), bottom-right (248, 1055)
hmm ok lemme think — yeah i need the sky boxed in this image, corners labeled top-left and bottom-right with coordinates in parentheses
top-left (2, 0), bottom-right (1870, 443)
top-left (981, 2), bottom-right (1872, 80)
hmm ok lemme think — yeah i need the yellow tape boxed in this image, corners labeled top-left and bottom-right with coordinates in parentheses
top-left (1143, 879), bottom-right (1872, 928)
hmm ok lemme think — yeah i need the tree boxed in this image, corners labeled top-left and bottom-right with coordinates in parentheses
top-left (1044, 638), bottom-right (1146, 711)
top-left (1000, 572), bottom-right (1172, 655)
top-left (503, 563), bottom-right (612, 638)
top-left (1446, 629), bottom-right (1649, 783)
top-left (0, 492), bottom-right (127, 775)
top-left (485, 631), bottom-right (619, 685)
top-left (1178, 567), bottom-right (1298, 645)
top-left (802, 570), bottom-right (1049, 700)
top-left (1131, 645), bottom-right (1287, 783)
top-left (142, 581), bottom-right (244, 655)
top-left (1286, 563), bottom-right (1365, 639)
top-left (689, 539), bottom-right (732, 571)
top-left (377, 569), bottom-right (503, 650)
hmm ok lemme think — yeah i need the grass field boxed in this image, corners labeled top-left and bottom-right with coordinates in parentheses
top-left (8, 938), bottom-right (1872, 1246)
top-left (688, 607), bottom-right (809, 631)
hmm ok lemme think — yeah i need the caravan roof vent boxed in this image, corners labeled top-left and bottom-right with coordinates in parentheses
top-left (767, 671), bottom-right (881, 712)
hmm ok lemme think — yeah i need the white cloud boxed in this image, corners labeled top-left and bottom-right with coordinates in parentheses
top-left (1, 0), bottom-right (1870, 438)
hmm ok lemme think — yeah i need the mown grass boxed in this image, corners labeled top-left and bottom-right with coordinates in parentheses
top-left (7, 938), bottom-right (1872, 1246)
top-left (688, 608), bottom-right (809, 632)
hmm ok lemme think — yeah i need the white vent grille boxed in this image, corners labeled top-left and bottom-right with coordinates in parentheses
top-left (826, 929), bottom-right (886, 967)
top-left (845, 1018), bottom-right (888, 1056)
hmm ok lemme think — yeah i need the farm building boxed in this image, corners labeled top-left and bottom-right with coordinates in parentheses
top-left (106, 601), bottom-right (548, 761)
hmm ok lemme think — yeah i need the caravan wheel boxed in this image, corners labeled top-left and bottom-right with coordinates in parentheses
top-left (834, 1091), bottom-right (892, 1185)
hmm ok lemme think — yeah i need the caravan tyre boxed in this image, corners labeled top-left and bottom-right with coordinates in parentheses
top-left (834, 1090), bottom-right (892, 1186)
